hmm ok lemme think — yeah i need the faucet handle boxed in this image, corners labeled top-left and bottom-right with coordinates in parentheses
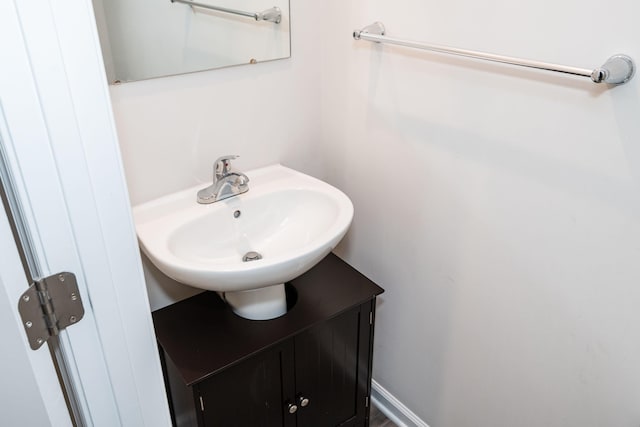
top-left (214, 155), bottom-right (239, 179)
top-left (234, 172), bottom-right (250, 187)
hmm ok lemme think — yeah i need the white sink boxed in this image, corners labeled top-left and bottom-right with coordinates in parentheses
top-left (133, 165), bottom-right (354, 320)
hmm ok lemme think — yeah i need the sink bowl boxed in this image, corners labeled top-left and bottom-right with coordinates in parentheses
top-left (133, 165), bottom-right (354, 319)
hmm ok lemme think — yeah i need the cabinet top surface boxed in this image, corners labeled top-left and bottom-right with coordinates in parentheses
top-left (152, 253), bottom-right (384, 385)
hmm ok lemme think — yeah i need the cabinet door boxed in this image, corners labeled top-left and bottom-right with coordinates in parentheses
top-left (196, 340), bottom-right (296, 427)
top-left (294, 304), bottom-right (371, 426)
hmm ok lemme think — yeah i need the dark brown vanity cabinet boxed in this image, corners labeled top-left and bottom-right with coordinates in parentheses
top-left (153, 254), bottom-right (384, 427)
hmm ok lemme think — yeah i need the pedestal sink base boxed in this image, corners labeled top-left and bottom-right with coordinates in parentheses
top-left (224, 284), bottom-right (287, 320)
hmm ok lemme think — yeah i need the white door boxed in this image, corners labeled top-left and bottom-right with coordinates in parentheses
top-left (0, 0), bottom-right (171, 425)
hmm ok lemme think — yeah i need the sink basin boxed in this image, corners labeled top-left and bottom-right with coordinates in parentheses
top-left (133, 165), bottom-right (354, 319)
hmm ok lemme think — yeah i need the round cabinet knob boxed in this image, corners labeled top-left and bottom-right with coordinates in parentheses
top-left (298, 396), bottom-right (310, 407)
top-left (287, 403), bottom-right (298, 414)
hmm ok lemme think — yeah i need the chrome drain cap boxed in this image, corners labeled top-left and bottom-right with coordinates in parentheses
top-left (242, 251), bottom-right (263, 262)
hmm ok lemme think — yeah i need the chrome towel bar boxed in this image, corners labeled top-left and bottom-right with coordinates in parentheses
top-left (353, 22), bottom-right (635, 85)
top-left (171, 0), bottom-right (281, 23)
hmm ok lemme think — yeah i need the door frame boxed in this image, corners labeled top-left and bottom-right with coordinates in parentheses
top-left (1, 0), bottom-right (171, 425)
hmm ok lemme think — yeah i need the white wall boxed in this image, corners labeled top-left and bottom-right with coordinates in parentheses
top-left (322, 1), bottom-right (640, 426)
top-left (109, 1), bottom-right (324, 309)
top-left (110, 0), bottom-right (640, 425)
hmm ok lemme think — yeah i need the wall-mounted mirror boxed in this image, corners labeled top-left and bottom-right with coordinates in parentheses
top-left (92, 0), bottom-right (291, 84)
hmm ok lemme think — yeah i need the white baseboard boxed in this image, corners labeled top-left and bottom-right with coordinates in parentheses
top-left (370, 379), bottom-right (430, 427)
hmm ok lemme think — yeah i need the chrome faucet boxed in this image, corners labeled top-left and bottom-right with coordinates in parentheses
top-left (197, 155), bottom-right (250, 204)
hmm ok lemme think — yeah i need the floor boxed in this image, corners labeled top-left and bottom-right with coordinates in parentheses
top-left (370, 403), bottom-right (398, 427)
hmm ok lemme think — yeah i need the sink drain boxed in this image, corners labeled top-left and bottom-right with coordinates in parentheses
top-left (242, 251), bottom-right (263, 262)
